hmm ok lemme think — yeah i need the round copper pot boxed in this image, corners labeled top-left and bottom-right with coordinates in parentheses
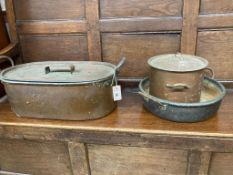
top-left (148, 54), bottom-right (213, 103)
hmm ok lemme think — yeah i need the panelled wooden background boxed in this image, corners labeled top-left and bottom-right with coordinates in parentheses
top-left (7, 0), bottom-right (233, 80)
top-left (5, 0), bottom-right (233, 80)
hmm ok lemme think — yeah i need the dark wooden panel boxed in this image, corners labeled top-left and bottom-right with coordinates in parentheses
top-left (100, 17), bottom-right (182, 32)
top-left (88, 144), bottom-right (187, 175)
top-left (17, 21), bottom-right (87, 34)
top-left (102, 33), bottom-right (180, 77)
top-left (100, 0), bottom-right (182, 18)
top-left (20, 34), bottom-right (88, 62)
top-left (68, 142), bottom-right (90, 175)
top-left (200, 0), bottom-right (233, 14)
top-left (181, 0), bottom-right (200, 54)
top-left (86, 0), bottom-right (102, 61)
top-left (0, 139), bottom-right (72, 175)
top-left (186, 151), bottom-right (211, 175)
top-left (198, 14), bottom-right (233, 29)
top-left (209, 153), bottom-right (233, 175)
top-left (13, 0), bottom-right (85, 20)
top-left (196, 31), bottom-right (233, 80)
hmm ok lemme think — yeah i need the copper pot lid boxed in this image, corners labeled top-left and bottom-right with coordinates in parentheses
top-left (148, 53), bottom-right (208, 72)
top-left (1, 61), bottom-right (116, 84)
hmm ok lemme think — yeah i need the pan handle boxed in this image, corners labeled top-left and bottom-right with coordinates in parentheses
top-left (115, 57), bottom-right (126, 73)
top-left (0, 55), bottom-right (15, 103)
top-left (138, 91), bottom-right (167, 110)
top-left (45, 64), bottom-right (75, 74)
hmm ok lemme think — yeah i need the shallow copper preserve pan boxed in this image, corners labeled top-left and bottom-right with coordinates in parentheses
top-left (139, 77), bottom-right (226, 122)
top-left (0, 58), bottom-right (125, 120)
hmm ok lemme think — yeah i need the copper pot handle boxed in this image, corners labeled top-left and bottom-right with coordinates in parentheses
top-left (166, 83), bottom-right (190, 91)
top-left (204, 67), bottom-right (214, 78)
top-left (45, 65), bottom-right (75, 74)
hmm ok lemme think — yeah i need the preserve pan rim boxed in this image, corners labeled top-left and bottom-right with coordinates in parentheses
top-left (139, 77), bottom-right (226, 107)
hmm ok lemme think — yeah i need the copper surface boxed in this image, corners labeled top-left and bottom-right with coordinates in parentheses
top-left (3, 80), bottom-right (116, 120)
top-left (149, 68), bottom-right (204, 102)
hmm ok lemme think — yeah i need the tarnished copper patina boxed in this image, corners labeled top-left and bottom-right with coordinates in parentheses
top-left (1, 59), bottom-right (125, 120)
top-left (148, 54), bottom-right (213, 103)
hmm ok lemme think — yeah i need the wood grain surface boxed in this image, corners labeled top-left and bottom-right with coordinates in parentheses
top-left (181, 0), bottom-right (200, 54)
top-left (196, 30), bottom-right (233, 80)
top-left (209, 153), bottom-right (233, 175)
top-left (0, 139), bottom-right (73, 175)
top-left (102, 33), bottom-right (180, 77)
top-left (20, 34), bottom-right (88, 62)
top-left (200, 0), bottom-right (233, 14)
top-left (100, 0), bottom-right (182, 18)
top-left (0, 89), bottom-right (232, 138)
top-left (198, 14), bottom-right (233, 29)
top-left (5, 0), bottom-right (233, 82)
top-left (88, 144), bottom-right (187, 175)
top-left (13, 0), bottom-right (85, 20)
top-left (17, 20), bottom-right (87, 34)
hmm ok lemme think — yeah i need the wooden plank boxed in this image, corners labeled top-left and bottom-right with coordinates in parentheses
top-left (181, 0), bottom-right (200, 54)
top-left (198, 14), bottom-right (233, 29)
top-left (85, 0), bottom-right (102, 61)
top-left (185, 151), bottom-right (211, 175)
top-left (20, 34), bottom-right (88, 62)
top-left (88, 144), bottom-right (188, 175)
top-left (0, 90), bottom-right (233, 140)
top-left (0, 139), bottom-right (73, 175)
top-left (13, 0), bottom-right (85, 20)
top-left (100, 17), bottom-right (182, 32)
top-left (209, 153), bottom-right (233, 175)
top-left (200, 0), bottom-right (233, 15)
top-left (196, 31), bottom-right (233, 80)
top-left (1, 125), bottom-right (233, 152)
top-left (102, 33), bottom-right (180, 77)
top-left (17, 20), bottom-right (87, 34)
top-left (100, 0), bottom-right (182, 18)
top-left (68, 142), bottom-right (90, 175)
top-left (0, 170), bottom-right (31, 175)
top-left (5, 0), bottom-right (18, 43)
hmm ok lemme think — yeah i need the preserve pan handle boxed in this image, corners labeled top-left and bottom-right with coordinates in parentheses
top-left (45, 65), bottom-right (75, 74)
top-left (0, 55), bottom-right (15, 103)
top-left (138, 92), bottom-right (167, 110)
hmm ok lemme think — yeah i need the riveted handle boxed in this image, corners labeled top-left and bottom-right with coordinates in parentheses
top-left (138, 91), bottom-right (167, 110)
top-left (166, 83), bottom-right (190, 91)
top-left (204, 67), bottom-right (214, 78)
top-left (45, 64), bottom-right (75, 74)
